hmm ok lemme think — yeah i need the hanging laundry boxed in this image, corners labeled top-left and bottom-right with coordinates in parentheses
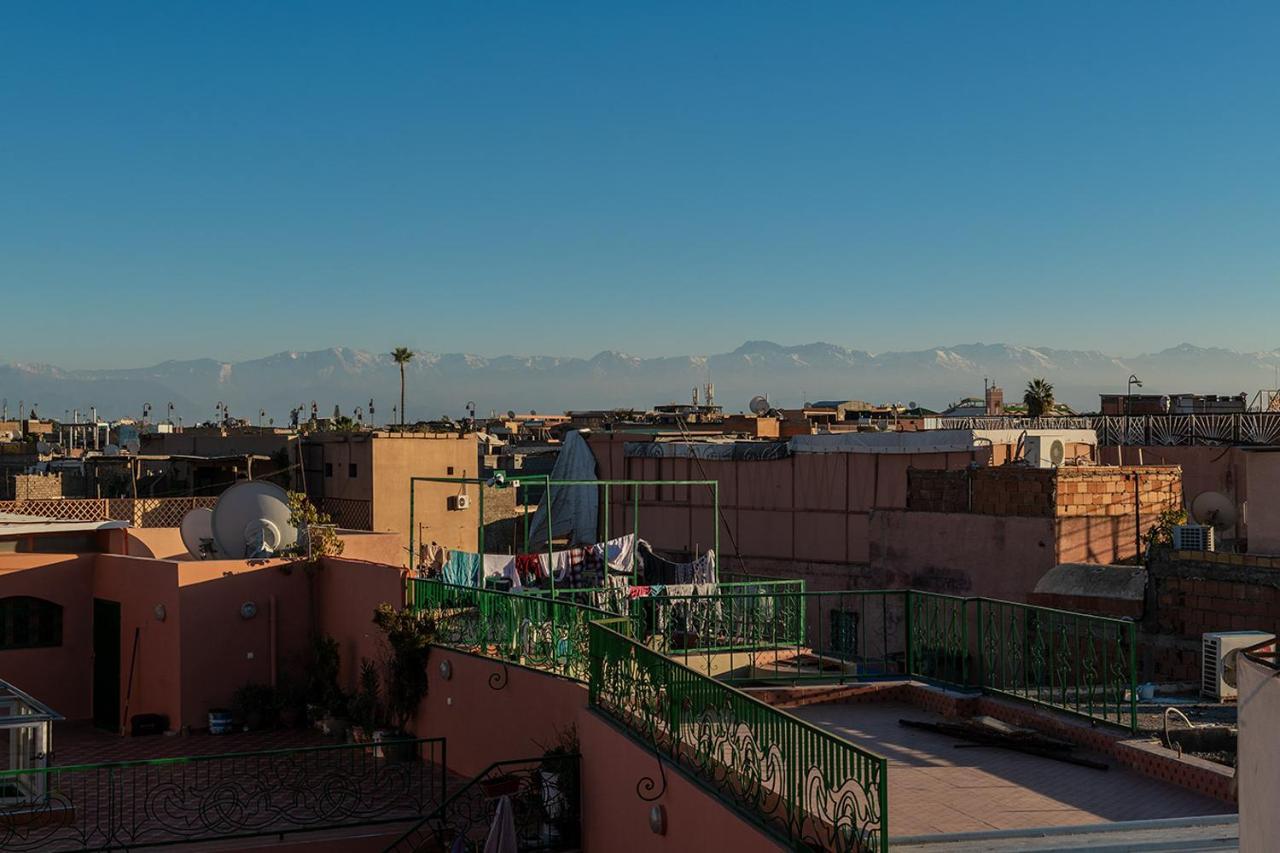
top-left (442, 551), bottom-right (482, 587)
top-left (603, 534), bottom-right (637, 574)
top-left (514, 553), bottom-right (545, 585)
top-left (418, 541), bottom-right (450, 577)
top-left (637, 541), bottom-right (719, 586)
top-left (627, 585), bottom-right (652, 599)
top-left (483, 554), bottom-right (519, 590)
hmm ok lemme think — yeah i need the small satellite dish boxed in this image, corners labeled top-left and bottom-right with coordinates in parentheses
top-left (103, 444), bottom-right (121, 456)
top-left (179, 508), bottom-right (217, 560)
top-left (1191, 491), bottom-right (1238, 531)
top-left (507, 410), bottom-right (516, 420)
top-left (211, 481), bottom-right (299, 559)
top-left (749, 395), bottom-right (771, 416)
top-left (1049, 440), bottom-right (1066, 466)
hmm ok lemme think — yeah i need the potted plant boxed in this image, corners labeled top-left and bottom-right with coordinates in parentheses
top-left (306, 634), bottom-right (343, 729)
top-left (535, 724), bottom-right (580, 845)
top-left (479, 771), bottom-right (523, 799)
top-left (348, 659), bottom-right (382, 746)
top-left (320, 689), bottom-right (351, 738)
top-left (371, 604), bottom-right (436, 762)
top-left (232, 683), bottom-right (277, 731)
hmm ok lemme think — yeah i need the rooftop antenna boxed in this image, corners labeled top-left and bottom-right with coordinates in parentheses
top-left (692, 386), bottom-right (699, 407)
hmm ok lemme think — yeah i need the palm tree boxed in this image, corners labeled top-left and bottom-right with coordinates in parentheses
top-left (1023, 378), bottom-right (1055, 419)
top-left (392, 347), bottom-right (415, 426)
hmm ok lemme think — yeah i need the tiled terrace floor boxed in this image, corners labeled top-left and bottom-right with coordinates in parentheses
top-left (790, 702), bottom-right (1235, 839)
top-left (53, 721), bottom-right (343, 764)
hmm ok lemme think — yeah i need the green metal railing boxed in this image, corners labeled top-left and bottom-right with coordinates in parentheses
top-left (588, 620), bottom-right (888, 853)
top-left (0, 738), bottom-right (448, 851)
top-left (409, 578), bottom-right (615, 683)
top-left (906, 591), bottom-right (970, 686)
top-left (976, 598), bottom-right (1137, 731)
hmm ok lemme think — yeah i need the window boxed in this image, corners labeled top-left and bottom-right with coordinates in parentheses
top-left (0, 597), bottom-right (63, 650)
top-left (348, 463), bottom-right (358, 478)
top-left (324, 463), bottom-right (333, 478)
top-left (829, 609), bottom-right (858, 658)
top-left (447, 466), bottom-right (454, 475)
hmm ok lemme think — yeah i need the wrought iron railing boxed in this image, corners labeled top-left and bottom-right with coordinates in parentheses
top-left (589, 620), bottom-right (889, 853)
top-left (976, 598), bottom-right (1137, 730)
top-left (385, 756), bottom-right (580, 852)
top-left (408, 579), bottom-right (613, 683)
top-left (0, 738), bottom-right (447, 851)
top-left (931, 412), bottom-right (1280, 447)
top-left (906, 591), bottom-right (970, 686)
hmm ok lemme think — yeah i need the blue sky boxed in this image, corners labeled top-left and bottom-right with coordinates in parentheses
top-left (3, 2), bottom-right (1279, 367)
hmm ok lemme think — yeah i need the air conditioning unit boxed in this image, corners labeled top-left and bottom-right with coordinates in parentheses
top-left (1022, 435), bottom-right (1067, 468)
top-left (1202, 631), bottom-right (1275, 700)
top-left (448, 494), bottom-right (471, 511)
top-left (1172, 524), bottom-right (1214, 552)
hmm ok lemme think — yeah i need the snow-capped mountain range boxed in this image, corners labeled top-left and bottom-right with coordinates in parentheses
top-left (2, 341), bottom-right (1276, 423)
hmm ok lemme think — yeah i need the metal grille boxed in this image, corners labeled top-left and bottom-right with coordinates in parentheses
top-left (0, 497), bottom-right (217, 527)
top-left (318, 497), bottom-right (373, 530)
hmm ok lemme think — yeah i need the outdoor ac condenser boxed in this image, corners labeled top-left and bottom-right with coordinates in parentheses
top-left (1022, 435), bottom-right (1067, 468)
top-left (1172, 524), bottom-right (1214, 552)
top-left (1202, 631), bottom-right (1275, 701)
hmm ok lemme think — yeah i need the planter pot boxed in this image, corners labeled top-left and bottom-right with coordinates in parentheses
top-left (321, 716), bottom-right (350, 738)
top-left (479, 774), bottom-right (522, 799)
top-left (374, 730), bottom-right (416, 764)
top-left (208, 709), bottom-right (233, 735)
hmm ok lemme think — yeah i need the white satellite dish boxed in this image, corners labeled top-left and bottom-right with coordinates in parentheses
top-left (210, 481), bottom-right (299, 559)
top-left (1191, 491), bottom-right (1238, 531)
top-left (749, 395), bottom-right (771, 416)
top-left (179, 507), bottom-right (217, 560)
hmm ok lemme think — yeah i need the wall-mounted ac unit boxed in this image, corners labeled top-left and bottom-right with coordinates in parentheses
top-left (448, 494), bottom-right (471, 511)
top-left (1023, 435), bottom-right (1067, 468)
top-left (1202, 631), bottom-right (1275, 700)
top-left (1172, 524), bottom-right (1214, 552)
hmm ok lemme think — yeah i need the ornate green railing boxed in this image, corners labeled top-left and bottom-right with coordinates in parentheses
top-left (0, 738), bottom-right (447, 851)
top-left (385, 755), bottom-right (580, 852)
top-left (589, 620), bottom-right (888, 853)
top-left (408, 579), bottom-right (614, 683)
top-left (976, 598), bottom-right (1137, 731)
top-left (905, 591), bottom-right (970, 686)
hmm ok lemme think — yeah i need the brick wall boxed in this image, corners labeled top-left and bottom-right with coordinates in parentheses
top-left (1142, 548), bottom-right (1280, 681)
top-left (9, 472), bottom-right (64, 500)
top-left (906, 465), bottom-right (1182, 520)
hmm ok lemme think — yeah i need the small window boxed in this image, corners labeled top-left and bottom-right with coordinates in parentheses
top-left (348, 463), bottom-right (358, 478)
top-left (324, 463), bottom-right (333, 478)
top-left (447, 466), bottom-right (454, 476)
top-left (0, 597), bottom-right (63, 650)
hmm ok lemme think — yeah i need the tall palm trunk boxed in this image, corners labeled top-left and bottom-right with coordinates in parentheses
top-left (399, 364), bottom-right (406, 426)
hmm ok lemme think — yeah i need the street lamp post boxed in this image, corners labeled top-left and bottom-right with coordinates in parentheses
top-left (1127, 374), bottom-right (1143, 417)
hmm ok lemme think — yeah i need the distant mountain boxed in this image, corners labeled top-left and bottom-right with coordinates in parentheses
top-left (3, 341), bottom-right (1278, 423)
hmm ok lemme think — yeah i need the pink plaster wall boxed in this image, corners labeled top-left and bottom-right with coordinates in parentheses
top-left (577, 711), bottom-right (782, 852)
top-left (1238, 653), bottom-right (1280, 852)
top-left (1245, 452), bottom-right (1280, 555)
top-left (315, 556), bottom-right (405, 694)
top-left (868, 510), bottom-right (1056, 599)
top-left (176, 560), bottom-right (313, 730)
top-left (0, 554), bottom-right (96, 719)
top-left (125, 527), bottom-right (189, 560)
top-left (93, 555), bottom-right (184, 731)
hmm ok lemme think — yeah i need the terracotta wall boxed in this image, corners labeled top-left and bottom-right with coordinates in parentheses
top-left (315, 556), bottom-right (404, 694)
top-left (93, 555), bottom-right (183, 730)
top-left (868, 510), bottom-right (1057, 599)
top-left (1099, 445), bottom-right (1248, 540)
top-left (411, 648), bottom-right (782, 851)
top-left (373, 434), bottom-right (479, 561)
top-left (125, 527), bottom-right (189, 560)
top-left (591, 432), bottom-right (991, 570)
top-left (176, 560), bottom-right (313, 730)
top-left (0, 554), bottom-right (96, 718)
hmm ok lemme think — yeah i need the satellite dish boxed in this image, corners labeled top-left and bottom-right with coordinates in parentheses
top-left (749, 395), bottom-right (771, 416)
top-left (507, 410), bottom-right (516, 420)
top-left (124, 438), bottom-right (142, 454)
top-left (210, 481), bottom-right (298, 559)
top-left (1191, 491), bottom-right (1238, 531)
top-left (1049, 440), bottom-right (1065, 466)
top-left (103, 444), bottom-right (121, 456)
top-left (179, 507), bottom-right (217, 560)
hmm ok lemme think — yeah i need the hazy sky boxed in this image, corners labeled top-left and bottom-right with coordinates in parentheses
top-left (3, 2), bottom-right (1279, 367)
